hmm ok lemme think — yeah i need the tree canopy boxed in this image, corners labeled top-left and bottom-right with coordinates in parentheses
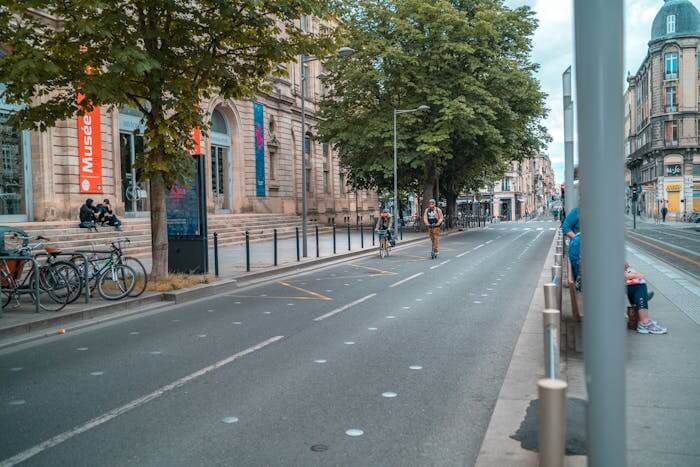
top-left (318, 0), bottom-right (549, 219)
top-left (0, 0), bottom-right (335, 279)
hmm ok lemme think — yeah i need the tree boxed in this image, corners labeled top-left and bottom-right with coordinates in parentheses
top-left (0, 0), bottom-right (334, 280)
top-left (318, 0), bottom-right (548, 219)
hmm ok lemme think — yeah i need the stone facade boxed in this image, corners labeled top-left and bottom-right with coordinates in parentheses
top-left (0, 16), bottom-right (378, 225)
top-left (625, 0), bottom-right (700, 218)
top-left (488, 154), bottom-right (555, 221)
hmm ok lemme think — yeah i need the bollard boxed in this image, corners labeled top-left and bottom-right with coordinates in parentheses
top-left (333, 224), bottom-right (337, 254)
top-left (538, 378), bottom-right (567, 467)
top-left (552, 265), bottom-right (563, 310)
top-left (347, 223), bottom-right (351, 251)
top-left (245, 231), bottom-right (250, 272)
top-left (296, 227), bottom-right (300, 262)
top-left (214, 232), bottom-right (220, 276)
top-left (554, 253), bottom-right (562, 267)
top-left (542, 308), bottom-right (561, 379)
top-left (543, 283), bottom-right (558, 310)
top-left (273, 229), bottom-right (278, 266)
top-left (315, 225), bottom-right (320, 258)
top-left (360, 224), bottom-right (364, 248)
top-left (372, 226), bottom-right (375, 246)
top-left (400, 225), bottom-right (403, 241)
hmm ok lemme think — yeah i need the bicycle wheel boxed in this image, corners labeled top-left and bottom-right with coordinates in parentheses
top-left (48, 261), bottom-right (83, 304)
top-left (33, 265), bottom-right (70, 312)
top-left (97, 264), bottom-right (136, 300)
top-left (119, 256), bottom-right (148, 297)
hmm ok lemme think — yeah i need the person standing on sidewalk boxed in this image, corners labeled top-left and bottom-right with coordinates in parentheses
top-left (423, 199), bottom-right (444, 259)
top-left (661, 205), bottom-right (668, 223)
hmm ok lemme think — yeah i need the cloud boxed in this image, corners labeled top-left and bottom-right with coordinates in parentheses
top-left (505, 0), bottom-right (665, 183)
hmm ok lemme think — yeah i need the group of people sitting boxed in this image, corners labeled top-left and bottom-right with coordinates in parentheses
top-left (562, 207), bottom-right (667, 335)
top-left (79, 198), bottom-right (122, 231)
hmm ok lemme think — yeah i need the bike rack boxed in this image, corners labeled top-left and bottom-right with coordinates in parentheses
top-left (33, 251), bottom-right (91, 304)
top-left (0, 255), bottom-right (42, 314)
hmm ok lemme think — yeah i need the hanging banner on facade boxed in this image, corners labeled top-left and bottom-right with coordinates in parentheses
top-left (77, 97), bottom-right (103, 193)
top-left (254, 102), bottom-right (266, 196)
top-left (191, 127), bottom-right (202, 156)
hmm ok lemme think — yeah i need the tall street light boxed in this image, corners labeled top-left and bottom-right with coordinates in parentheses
top-left (300, 47), bottom-right (354, 257)
top-left (393, 105), bottom-right (429, 233)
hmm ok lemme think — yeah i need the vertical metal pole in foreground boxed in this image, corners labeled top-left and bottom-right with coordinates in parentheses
top-left (245, 231), bottom-right (250, 272)
top-left (214, 232), bottom-right (220, 276)
top-left (315, 225), bottom-right (319, 258)
top-left (538, 378), bottom-right (567, 467)
top-left (574, 1), bottom-right (626, 465)
top-left (296, 227), bottom-right (300, 262)
top-left (360, 224), bottom-right (364, 248)
top-left (333, 224), bottom-right (337, 253)
top-left (542, 308), bottom-right (560, 379)
top-left (543, 283), bottom-right (558, 310)
top-left (393, 110), bottom-right (399, 234)
top-left (347, 223), bottom-right (351, 251)
top-left (372, 225), bottom-right (375, 246)
top-left (563, 66), bottom-right (576, 213)
top-left (300, 55), bottom-right (308, 258)
top-left (273, 229), bottom-right (277, 266)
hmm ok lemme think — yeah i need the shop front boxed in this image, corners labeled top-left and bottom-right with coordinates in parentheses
top-left (0, 85), bottom-right (32, 222)
top-left (119, 107), bottom-right (150, 217)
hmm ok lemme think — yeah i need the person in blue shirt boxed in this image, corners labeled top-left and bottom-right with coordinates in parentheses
top-left (562, 208), bottom-right (581, 283)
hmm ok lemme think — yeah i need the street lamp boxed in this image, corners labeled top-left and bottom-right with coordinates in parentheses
top-left (393, 105), bottom-right (429, 233)
top-left (300, 47), bottom-right (354, 257)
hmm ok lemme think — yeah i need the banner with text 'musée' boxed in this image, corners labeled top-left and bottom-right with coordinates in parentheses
top-left (77, 97), bottom-right (103, 193)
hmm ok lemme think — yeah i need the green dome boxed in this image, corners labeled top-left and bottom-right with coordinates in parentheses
top-left (651, 0), bottom-right (700, 42)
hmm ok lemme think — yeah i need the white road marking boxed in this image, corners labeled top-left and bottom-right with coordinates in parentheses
top-left (313, 293), bottom-right (377, 322)
top-left (386, 315), bottom-right (396, 319)
top-left (485, 240), bottom-right (493, 244)
top-left (402, 306), bottom-right (410, 309)
top-left (430, 260), bottom-right (450, 270)
top-left (346, 429), bottom-right (364, 437)
top-left (9, 367), bottom-right (23, 372)
top-left (368, 327), bottom-right (378, 331)
top-left (0, 336), bottom-right (285, 467)
top-left (314, 359), bottom-right (327, 364)
top-left (90, 371), bottom-right (104, 376)
top-left (129, 332), bottom-right (139, 335)
top-left (197, 334), bottom-right (208, 338)
top-left (389, 272), bottom-right (424, 288)
top-left (344, 341), bottom-right (355, 345)
top-left (382, 392), bottom-right (398, 398)
top-left (8, 400), bottom-right (25, 406)
top-left (473, 301), bottom-right (482, 304)
top-left (222, 417), bottom-right (239, 424)
top-left (473, 244), bottom-right (484, 250)
top-left (456, 251), bottom-right (470, 258)
top-left (76, 347), bottom-right (88, 351)
top-left (549, 227), bottom-right (556, 231)
top-left (409, 365), bottom-right (423, 370)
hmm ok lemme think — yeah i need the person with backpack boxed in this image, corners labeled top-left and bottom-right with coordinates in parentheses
top-left (96, 199), bottom-right (122, 230)
top-left (79, 199), bottom-right (98, 231)
top-left (423, 199), bottom-right (444, 259)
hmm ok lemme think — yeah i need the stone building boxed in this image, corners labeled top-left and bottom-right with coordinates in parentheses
top-left (490, 154), bottom-right (554, 221)
top-left (625, 0), bottom-right (700, 219)
top-left (0, 14), bottom-right (378, 225)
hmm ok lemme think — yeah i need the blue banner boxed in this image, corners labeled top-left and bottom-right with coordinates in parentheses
top-left (254, 102), bottom-right (265, 196)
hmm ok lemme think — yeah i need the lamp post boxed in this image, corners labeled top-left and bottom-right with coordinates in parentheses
top-left (300, 47), bottom-right (354, 257)
top-left (393, 105), bottom-right (429, 233)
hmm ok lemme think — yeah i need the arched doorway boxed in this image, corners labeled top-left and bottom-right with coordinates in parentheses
top-left (210, 108), bottom-right (232, 211)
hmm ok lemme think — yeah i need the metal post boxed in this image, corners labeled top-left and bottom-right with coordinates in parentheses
top-left (633, 197), bottom-right (637, 230)
top-left (372, 225), bottom-right (375, 246)
top-left (543, 283), bottom-right (558, 310)
top-left (575, 0), bottom-right (626, 464)
top-left (315, 225), bottom-right (319, 258)
top-left (273, 229), bottom-right (277, 266)
top-left (360, 223), bottom-right (364, 248)
top-left (538, 378), bottom-right (567, 467)
top-left (301, 55), bottom-right (308, 258)
top-left (295, 227), bottom-right (300, 262)
top-left (333, 224), bottom-right (337, 253)
top-left (543, 308), bottom-right (560, 379)
top-left (552, 265), bottom-right (562, 310)
top-left (214, 232), bottom-right (220, 276)
top-left (563, 66), bottom-right (576, 213)
top-left (347, 223), bottom-right (351, 251)
top-left (393, 110), bottom-right (399, 234)
top-left (245, 231), bottom-right (250, 272)
top-left (400, 225), bottom-right (403, 240)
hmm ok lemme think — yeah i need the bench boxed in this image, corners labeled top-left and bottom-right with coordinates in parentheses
top-left (566, 257), bottom-right (583, 321)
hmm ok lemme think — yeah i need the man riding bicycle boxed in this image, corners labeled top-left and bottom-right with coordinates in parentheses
top-left (423, 199), bottom-right (444, 259)
top-left (375, 210), bottom-right (393, 256)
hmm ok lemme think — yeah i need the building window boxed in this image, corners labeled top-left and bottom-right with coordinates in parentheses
top-left (667, 14), bottom-right (676, 34)
top-left (665, 120), bottom-right (679, 146)
top-left (693, 164), bottom-right (700, 176)
top-left (323, 170), bottom-right (329, 193)
top-left (306, 167), bottom-right (312, 192)
top-left (300, 15), bottom-right (309, 33)
top-left (302, 61), bottom-right (312, 97)
top-left (501, 179), bottom-right (510, 192)
top-left (665, 52), bottom-right (678, 79)
top-left (322, 143), bottom-right (330, 163)
top-left (666, 85), bottom-right (677, 112)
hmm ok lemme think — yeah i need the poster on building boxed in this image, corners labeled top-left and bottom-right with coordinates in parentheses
top-left (254, 102), bottom-right (266, 196)
top-left (77, 98), bottom-right (103, 193)
top-left (166, 156), bottom-right (203, 237)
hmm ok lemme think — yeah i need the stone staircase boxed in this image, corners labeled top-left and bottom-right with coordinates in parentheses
top-left (4, 214), bottom-right (332, 258)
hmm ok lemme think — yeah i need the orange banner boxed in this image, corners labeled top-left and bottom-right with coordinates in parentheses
top-left (191, 127), bottom-right (202, 155)
top-left (77, 98), bottom-right (103, 193)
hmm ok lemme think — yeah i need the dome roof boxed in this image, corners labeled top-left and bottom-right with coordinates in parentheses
top-left (651, 0), bottom-right (700, 42)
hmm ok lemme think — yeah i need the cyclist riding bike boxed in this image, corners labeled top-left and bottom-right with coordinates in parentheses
top-left (375, 210), bottom-right (393, 257)
top-left (423, 199), bottom-right (444, 259)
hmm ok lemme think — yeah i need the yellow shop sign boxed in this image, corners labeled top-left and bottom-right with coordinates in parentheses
top-left (666, 183), bottom-right (682, 192)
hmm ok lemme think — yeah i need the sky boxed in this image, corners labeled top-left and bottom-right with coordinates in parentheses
top-left (504, 0), bottom-right (665, 183)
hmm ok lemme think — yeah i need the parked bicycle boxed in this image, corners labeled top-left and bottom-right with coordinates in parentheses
top-left (68, 240), bottom-right (138, 301)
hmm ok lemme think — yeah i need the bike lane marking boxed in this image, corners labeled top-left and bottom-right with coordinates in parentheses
top-left (389, 272), bottom-right (424, 288)
top-left (313, 293), bottom-right (377, 322)
top-left (430, 260), bottom-right (451, 270)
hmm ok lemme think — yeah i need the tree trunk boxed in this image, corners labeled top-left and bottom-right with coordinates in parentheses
top-left (149, 173), bottom-right (169, 281)
top-left (422, 179), bottom-right (434, 214)
top-left (446, 191), bottom-right (457, 229)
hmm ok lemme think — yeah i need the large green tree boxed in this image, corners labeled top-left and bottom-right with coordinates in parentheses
top-left (0, 0), bottom-right (334, 280)
top-left (318, 0), bottom-right (547, 221)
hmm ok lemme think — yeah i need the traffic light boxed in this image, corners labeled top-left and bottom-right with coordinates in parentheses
top-left (631, 184), bottom-right (638, 201)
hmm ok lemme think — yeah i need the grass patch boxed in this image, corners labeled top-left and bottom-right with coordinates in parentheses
top-left (147, 273), bottom-right (217, 292)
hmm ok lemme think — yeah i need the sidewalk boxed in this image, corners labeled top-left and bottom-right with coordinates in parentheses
top-left (626, 213), bottom-right (698, 228)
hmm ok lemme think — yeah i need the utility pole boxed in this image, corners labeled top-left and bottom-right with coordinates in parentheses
top-left (563, 66), bottom-right (576, 213)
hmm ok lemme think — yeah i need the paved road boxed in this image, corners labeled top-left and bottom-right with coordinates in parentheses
top-left (625, 219), bottom-right (700, 279)
top-left (0, 222), bottom-right (557, 467)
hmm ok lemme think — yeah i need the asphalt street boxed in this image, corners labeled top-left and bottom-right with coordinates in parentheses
top-left (0, 221), bottom-right (557, 467)
top-left (625, 220), bottom-right (700, 279)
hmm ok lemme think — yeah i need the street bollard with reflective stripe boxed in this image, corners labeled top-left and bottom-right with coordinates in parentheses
top-left (538, 378), bottom-right (567, 467)
top-left (543, 308), bottom-right (560, 379)
top-left (543, 283), bottom-right (558, 310)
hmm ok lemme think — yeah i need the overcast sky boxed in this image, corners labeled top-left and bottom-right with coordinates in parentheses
top-left (504, 0), bottom-right (665, 183)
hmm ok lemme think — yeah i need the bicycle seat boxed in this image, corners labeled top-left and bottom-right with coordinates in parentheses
top-left (45, 246), bottom-right (62, 256)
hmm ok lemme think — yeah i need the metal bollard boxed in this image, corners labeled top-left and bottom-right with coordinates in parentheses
top-left (554, 253), bottom-right (562, 267)
top-left (245, 231), bottom-right (251, 272)
top-left (360, 224), bottom-right (364, 248)
top-left (542, 308), bottom-right (561, 379)
top-left (333, 224), bottom-right (337, 253)
top-left (400, 225), bottom-right (403, 240)
top-left (372, 226), bottom-right (375, 246)
top-left (538, 378), bottom-right (567, 467)
top-left (273, 229), bottom-right (278, 266)
top-left (543, 283), bottom-right (558, 310)
top-left (315, 225), bottom-right (320, 258)
top-left (214, 232), bottom-right (220, 276)
top-left (347, 223), bottom-right (351, 251)
top-left (552, 265), bottom-right (563, 309)
top-left (296, 227), bottom-right (300, 262)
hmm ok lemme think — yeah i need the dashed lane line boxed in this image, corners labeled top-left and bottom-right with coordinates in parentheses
top-left (0, 336), bottom-right (285, 467)
top-left (313, 294), bottom-right (377, 321)
top-left (456, 250), bottom-right (471, 258)
top-left (430, 260), bottom-right (451, 270)
top-left (389, 272), bottom-right (424, 288)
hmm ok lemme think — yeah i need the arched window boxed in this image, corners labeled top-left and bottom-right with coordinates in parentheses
top-left (210, 108), bottom-right (231, 209)
top-left (210, 109), bottom-right (229, 135)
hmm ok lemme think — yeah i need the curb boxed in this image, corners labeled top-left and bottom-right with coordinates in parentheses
top-left (0, 229), bottom-right (483, 345)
